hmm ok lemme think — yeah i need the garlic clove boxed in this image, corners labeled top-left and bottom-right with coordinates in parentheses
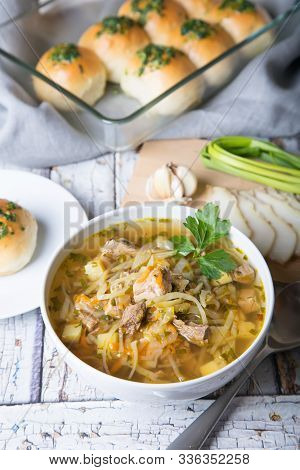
top-left (174, 165), bottom-right (198, 197)
top-left (146, 175), bottom-right (158, 200)
top-left (145, 162), bottom-right (198, 201)
top-left (170, 173), bottom-right (184, 199)
top-left (153, 165), bottom-right (172, 199)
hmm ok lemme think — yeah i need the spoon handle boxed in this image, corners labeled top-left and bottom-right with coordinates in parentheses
top-left (168, 346), bottom-right (270, 450)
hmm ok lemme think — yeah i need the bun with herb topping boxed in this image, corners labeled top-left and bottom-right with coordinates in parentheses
top-left (118, 0), bottom-right (187, 47)
top-left (174, 19), bottom-right (235, 87)
top-left (33, 43), bottom-right (107, 111)
top-left (79, 16), bottom-right (150, 83)
top-left (120, 44), bottom-right (204, 115)
top-left (0, 200), bottom-right (38, 276)
top-left (175, 0), bottom-right (272, 57)
top-left (217, 0), bottom-right (272, 57)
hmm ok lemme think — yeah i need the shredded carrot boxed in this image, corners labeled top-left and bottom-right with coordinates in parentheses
top-left (136, 266), bottom-right (153, 284)
top-left (109, 342), bottom-right (119, 352)
top-left (156, 271), bottom-right (164, 289)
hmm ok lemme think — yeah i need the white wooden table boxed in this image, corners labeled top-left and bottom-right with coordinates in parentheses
top-left (0, 151), bottom-right (299, 450)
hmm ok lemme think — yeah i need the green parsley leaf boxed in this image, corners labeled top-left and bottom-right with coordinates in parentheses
top-left (184, 203), bottom-right (231, 252)
top-left (219, 0), bottom-right (255, 13)
top-left (131, 0), bottom-right (164, 25)
top-left (97, 16), bottom-right (135, 36)
top-left (183, 215), bottom-right (206, 248)
top-left (137, 44), bottom-right (178, 76)
top-left (7, 201), bottom-right (18, 210)
top-left (195, 202), bottom-right (231, 247)
top-left (171, 203), bottom-right (237, 280)
top-left (0, 221), bottom-right (8, 239)
top-left (0, 208), bottom-right (16, 222)
top-left (50, 43), bottom-right (80, 63)
top-left (181, 19), bottom-right (214, 40)
top-left (171, 235), bottom-right (195, 256)
top-left (198, 249), bottom-right (237, 280)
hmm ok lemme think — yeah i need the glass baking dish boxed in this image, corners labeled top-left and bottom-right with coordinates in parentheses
top-left (0, 0), bottom-right (299, 152)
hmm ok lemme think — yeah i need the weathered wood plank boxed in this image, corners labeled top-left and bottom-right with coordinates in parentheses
top-left (41, 331), bottom-right (115, 403)
top-left (235, 357), bottom-right (279, 396)
top-left (115, 150), bottom-right (137, 207)
top-left (276, 349), bottom-right (300, 395)
top-left (0, 396), bottom-right (299, 450)
top-left (41, 156), bottom-right (116, 402)
top-left (50, 155), bottom-right (115, 218)
top-left (0, 310), bottom-right (44, 405)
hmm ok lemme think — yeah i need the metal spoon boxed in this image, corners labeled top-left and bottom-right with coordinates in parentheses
top-left (168, 282), bottom-right (300, 450)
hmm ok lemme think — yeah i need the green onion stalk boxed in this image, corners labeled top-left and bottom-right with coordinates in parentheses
top-left (201, 136), bottom-right (300, 194)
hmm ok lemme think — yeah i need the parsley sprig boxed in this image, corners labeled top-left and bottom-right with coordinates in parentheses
top-left (171, 203), bottom-right (237, 280)
top-left (181, 19), bottom-right (215, 40)
top-left (131, 0), bottom-right (164, 25)
top-left (97, 17), bottom-right (135, 36)
top-left (137, 44), bottom-right (178, 76)
top-left (0, 221), bottom-right (8, 239)
top-left (219, 0), bottom-right (255, 13)
top-left (50, 43), bottom-right (80, 63)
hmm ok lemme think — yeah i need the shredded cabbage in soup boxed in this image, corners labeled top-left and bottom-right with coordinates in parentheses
top-left (48, 217), bottom-right (265, 384)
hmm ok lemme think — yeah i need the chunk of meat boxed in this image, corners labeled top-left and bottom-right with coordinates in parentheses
top-left (171, 274), bottom-right (189, 292)
top-left (233, 262), bottom-right (255, 285)
top-left (238, 288), bottom-right (260, 313)
top-left (173, 318), bottom-right (209, 347)
top-left (102, 238), bottom-right (136, 258)
top-left (120, 301), bottom-right (146, 336)
top-left (133, 266), bottom-right (172, 302)
top-left (74, 294), bottom-right (99, 332)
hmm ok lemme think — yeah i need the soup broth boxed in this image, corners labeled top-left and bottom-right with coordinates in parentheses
top-left (49, 217), bottom-right (265, 384)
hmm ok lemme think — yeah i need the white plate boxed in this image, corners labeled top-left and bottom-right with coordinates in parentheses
top-left (0, 170), bottom-right (88, 319)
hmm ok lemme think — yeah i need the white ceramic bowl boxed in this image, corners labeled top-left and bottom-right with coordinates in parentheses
top-left (41, 204), bottom-right (274, 402)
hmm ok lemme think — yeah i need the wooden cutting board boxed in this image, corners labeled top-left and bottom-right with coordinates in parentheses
top-left (123, 139), bottom-right (300, 283)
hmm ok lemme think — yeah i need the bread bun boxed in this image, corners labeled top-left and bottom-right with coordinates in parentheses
top-left (120, 44), bottom-right (204, 115)
top-left (174, 0), bottom-right (224, 23)
top-left (33, 43), bottom-right (107, 111)
top-left (219, 2), bottom-right (272, 57)
top-left (79, 16), bottom-right (150, 83)
top-left (175, 19), bottom-right (235, 87)
top-left (0, 200), bottom-right (38, 276)
top-left (176, 1), bottom-right (272, 57)
top-left (119, 0), bottom-right (188, 47)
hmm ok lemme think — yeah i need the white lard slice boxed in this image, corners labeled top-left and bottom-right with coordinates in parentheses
top-left (237, 194), bottom-right (275, 256)
top-left (240, 191), bottom-right (297, 264)
top-left (254, 189), bottom-right (300, 256)
top-left (266, 187), bottom-right (300, 211)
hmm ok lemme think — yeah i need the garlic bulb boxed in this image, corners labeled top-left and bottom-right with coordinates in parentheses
top-left (146, 163), bottom-right (198, 202)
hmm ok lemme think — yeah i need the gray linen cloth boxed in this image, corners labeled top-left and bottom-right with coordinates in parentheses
top-left (0, 0), bottom-right (37, 25)
top-left (0, 0), bottom-right (299, 168)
